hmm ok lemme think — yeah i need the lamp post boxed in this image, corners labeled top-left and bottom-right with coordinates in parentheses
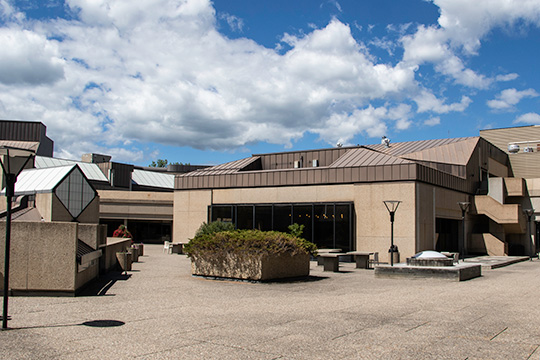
top-left (383, 200), bottom-right (401, 266)
top-left (523, 209), bottom-right (535, 259)
top-left (458, 202), bottom-right (470, 260)
top-left (1, 146), bottom-right (35, 330)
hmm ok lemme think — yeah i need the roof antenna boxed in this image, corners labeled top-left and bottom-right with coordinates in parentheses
top-left (381, 136), bottom-right (390, 148)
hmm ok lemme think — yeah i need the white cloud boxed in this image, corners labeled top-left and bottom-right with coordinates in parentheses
top-left (515, 112), bottom-right (540, 124)
top-left (401, 0), bottom-right (540, 88)
top-left (487, 88), bottom-right (539, 110)
top-left (219, 13), bottom-right (244, 32)
top-left (414, 90), bottom-right (472, 114)
top-left (0, 27), bottom-right (64, 85)
top-left (424, 117), bottom-right (441, 126)
top-left (0, 1), bottom-right (422, 161)
top-left (496, 73), bottom-right (519, 82)
top-left (1, 0), bottom-right (540, 162)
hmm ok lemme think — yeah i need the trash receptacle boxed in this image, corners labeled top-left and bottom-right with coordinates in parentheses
top-left (388, 245), bottom-right (400, 264)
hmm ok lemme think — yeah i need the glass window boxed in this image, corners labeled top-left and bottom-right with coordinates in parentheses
top-left (254, 206), bottom-right (272, 231)
top-left (237, 205), bottom-right (254, 230)
top-left (54, 167), bottom-right (96, 219)
top-left (314, 204), bottom-right (335, 249)
top-left (273, 205), bottom-right (292, 233)
top-left (292, 205), bottom-right (313, 242)
top-left (335, 204), bottom-right (351, 251)
top-left (211, 205), bottom-right (234, 224)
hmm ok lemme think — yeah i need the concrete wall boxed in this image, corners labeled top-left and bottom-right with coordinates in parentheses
top-left (100, 237), bottom-right (132, 273)
top-left (98, 190), bottom-right (173, 221)
top-left (352, 182), bottom-right (415, 259)
top-left (174, 181), bottom-right (445, 260)
top-left (79, 223), bottom-right (107, 249)
top-left (36, 192), bottom-right (100, 223)
top-left (0, 222), bottom-right (77, 292)
top-left (0, 221), bottom-right (101, 294)
top-left (173, 190), bottom-right (212, 243)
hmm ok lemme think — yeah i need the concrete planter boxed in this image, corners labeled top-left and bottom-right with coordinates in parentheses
top-left (116, 252), bottom-right (132, 271)
top-left (190, 252), bottom-right (310, 281)
top-left (130, 245), bottom-right (140, 262)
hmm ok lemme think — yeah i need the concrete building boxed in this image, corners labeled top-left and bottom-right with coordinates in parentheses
top-left (173, 135), bottom-right (535, 260)
top-left (480, 125), bottom-right (540, 255)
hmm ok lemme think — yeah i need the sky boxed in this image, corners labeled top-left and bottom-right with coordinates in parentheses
top-left (1, 0), bottom-right (540, 166)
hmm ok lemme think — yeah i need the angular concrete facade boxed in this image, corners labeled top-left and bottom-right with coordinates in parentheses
top-left (173, 137), bottom-right (520, 261)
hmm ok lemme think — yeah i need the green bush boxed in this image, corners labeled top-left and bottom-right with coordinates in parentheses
top-left (194, 221), bottom-right (235, 237)
top-left (184, 229), bottom-right (317, 258)
top-left (288, 223), bottom-right (305, 238)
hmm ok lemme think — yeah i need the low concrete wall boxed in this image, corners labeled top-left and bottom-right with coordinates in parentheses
top-left (79, 224), bottom-right (107, 249)
top-left (0, 221), bottom-right (106, 294)
top-left (374, 263), bottom-right (482, 281)
top-left (1, 222), bottom-right (72, 293)
top-left (191, 252), bottom-right (310, 281)
top-left (100, 237), bottom-right (132, 273)
top-left (470, 233), bottom-right (508, 256)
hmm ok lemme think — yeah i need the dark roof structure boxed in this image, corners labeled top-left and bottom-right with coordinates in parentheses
top-left (175, 137), bottom-right (508, 194)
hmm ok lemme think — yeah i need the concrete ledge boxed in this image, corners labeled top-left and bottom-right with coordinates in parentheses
top-left (374, 263), bottom-right (482, 281)
top-left (191, 252), bottom-right (310, 281)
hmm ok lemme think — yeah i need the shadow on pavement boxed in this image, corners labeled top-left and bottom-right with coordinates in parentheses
top-left (78, 271), bottom-right (131, 297)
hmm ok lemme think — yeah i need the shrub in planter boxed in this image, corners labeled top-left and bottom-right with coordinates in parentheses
top-left (194, 221), bottom-right (235, 237)
top-left (184, 229), bottom-right (317, 281)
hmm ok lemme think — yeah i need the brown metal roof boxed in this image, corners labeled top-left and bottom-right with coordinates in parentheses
top-left (0, 140), bottom-right (40, 152)
top-left (180, 156), bottom-right (261, 177)
top-left (329, 147), bottom-right (413, 168)
top-left (366, 137), bottom-right (476, 158)
top-left (399, 138), bottom-right (479, 166)
top-left (174, 136), bottom-right (502, 194)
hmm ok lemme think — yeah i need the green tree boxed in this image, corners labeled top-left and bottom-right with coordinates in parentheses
top-left (149, 159), bottom-right (168, 167)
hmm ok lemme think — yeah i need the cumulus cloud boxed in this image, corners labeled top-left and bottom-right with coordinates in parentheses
top-left (414, 90), bottom-right (472, 114)
top-left (401, 0), bottom-right (540, 88)
top-left (0, 28), bottom-right (64, 85)
top-left (515, 112), bottom-right (540, 124)
top-left (0, 1), bottom-right (421, 161)
top-left (424, 117), bottom-right (441, 126)
top-left (487, 88), bottom-right (539, 110)
top-left (0, 0), bottom-right (539, 162)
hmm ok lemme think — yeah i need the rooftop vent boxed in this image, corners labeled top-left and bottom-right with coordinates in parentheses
top-left (508, 144), bottom-right (520, 153)
top-left (381, 136), bottom-right (390, 148)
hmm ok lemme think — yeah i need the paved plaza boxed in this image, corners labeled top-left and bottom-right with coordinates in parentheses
top-left (1, 245), bottom-right (540, 359)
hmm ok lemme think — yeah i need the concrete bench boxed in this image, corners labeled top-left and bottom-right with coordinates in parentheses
top-left (316, 249), bottom-right (342, 265)
top-left (346, 251), bottom-right (377, 269)
top-left (318, 253), bottom-right (346, 272)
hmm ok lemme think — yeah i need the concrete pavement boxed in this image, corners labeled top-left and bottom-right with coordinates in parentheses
top-left (1, 245), bottom-right (540, 359)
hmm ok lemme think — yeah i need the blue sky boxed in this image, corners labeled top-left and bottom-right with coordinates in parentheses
top-left (1, 0), bottom-right (540, 166)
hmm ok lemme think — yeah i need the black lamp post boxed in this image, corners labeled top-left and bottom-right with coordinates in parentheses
top-left (1, 146), bottom-right (35, 330)
top-left (458, 201), bottom-right (470, 260)
top-left (523, 208), bottom-right (535, 259)
top-left (383, 200), bottom-right (401, 266)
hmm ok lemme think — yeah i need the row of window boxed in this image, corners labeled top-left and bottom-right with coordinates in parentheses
top-left (209, 203), bottom-right (354, 252)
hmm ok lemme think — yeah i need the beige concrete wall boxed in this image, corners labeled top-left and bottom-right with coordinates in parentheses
top-left (212, 184), bottom-right (355, 204)
top-left (101, 237), bottom-right (132, 272)
top-left (174, 181), bottom-right (469, 260)
top-left (173, 190), bottom-right (212, 243)
top-left (98, 190), bottom-right (173, 221)
top-left (76, 196), bottom-right (100, 224)
top-left (78, 224), bottom-right (107, 249)
top-left (353, 182), bottom-right (417, 260)
top-left (417, 183), bottom-right (435, 252)
top-left (504, 178), bottom-right (526, 197)
top-left (35, 192), bottom-right (53, 221)
top-left (51, 193), bottom-right (76, 222)
top-left (488, 158), bottom-right (509, 178)
top-left (0, 221), bottom-right (78, 292)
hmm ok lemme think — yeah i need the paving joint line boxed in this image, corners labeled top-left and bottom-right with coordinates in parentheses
top-left (489, 326), bottom-right (508, 341)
